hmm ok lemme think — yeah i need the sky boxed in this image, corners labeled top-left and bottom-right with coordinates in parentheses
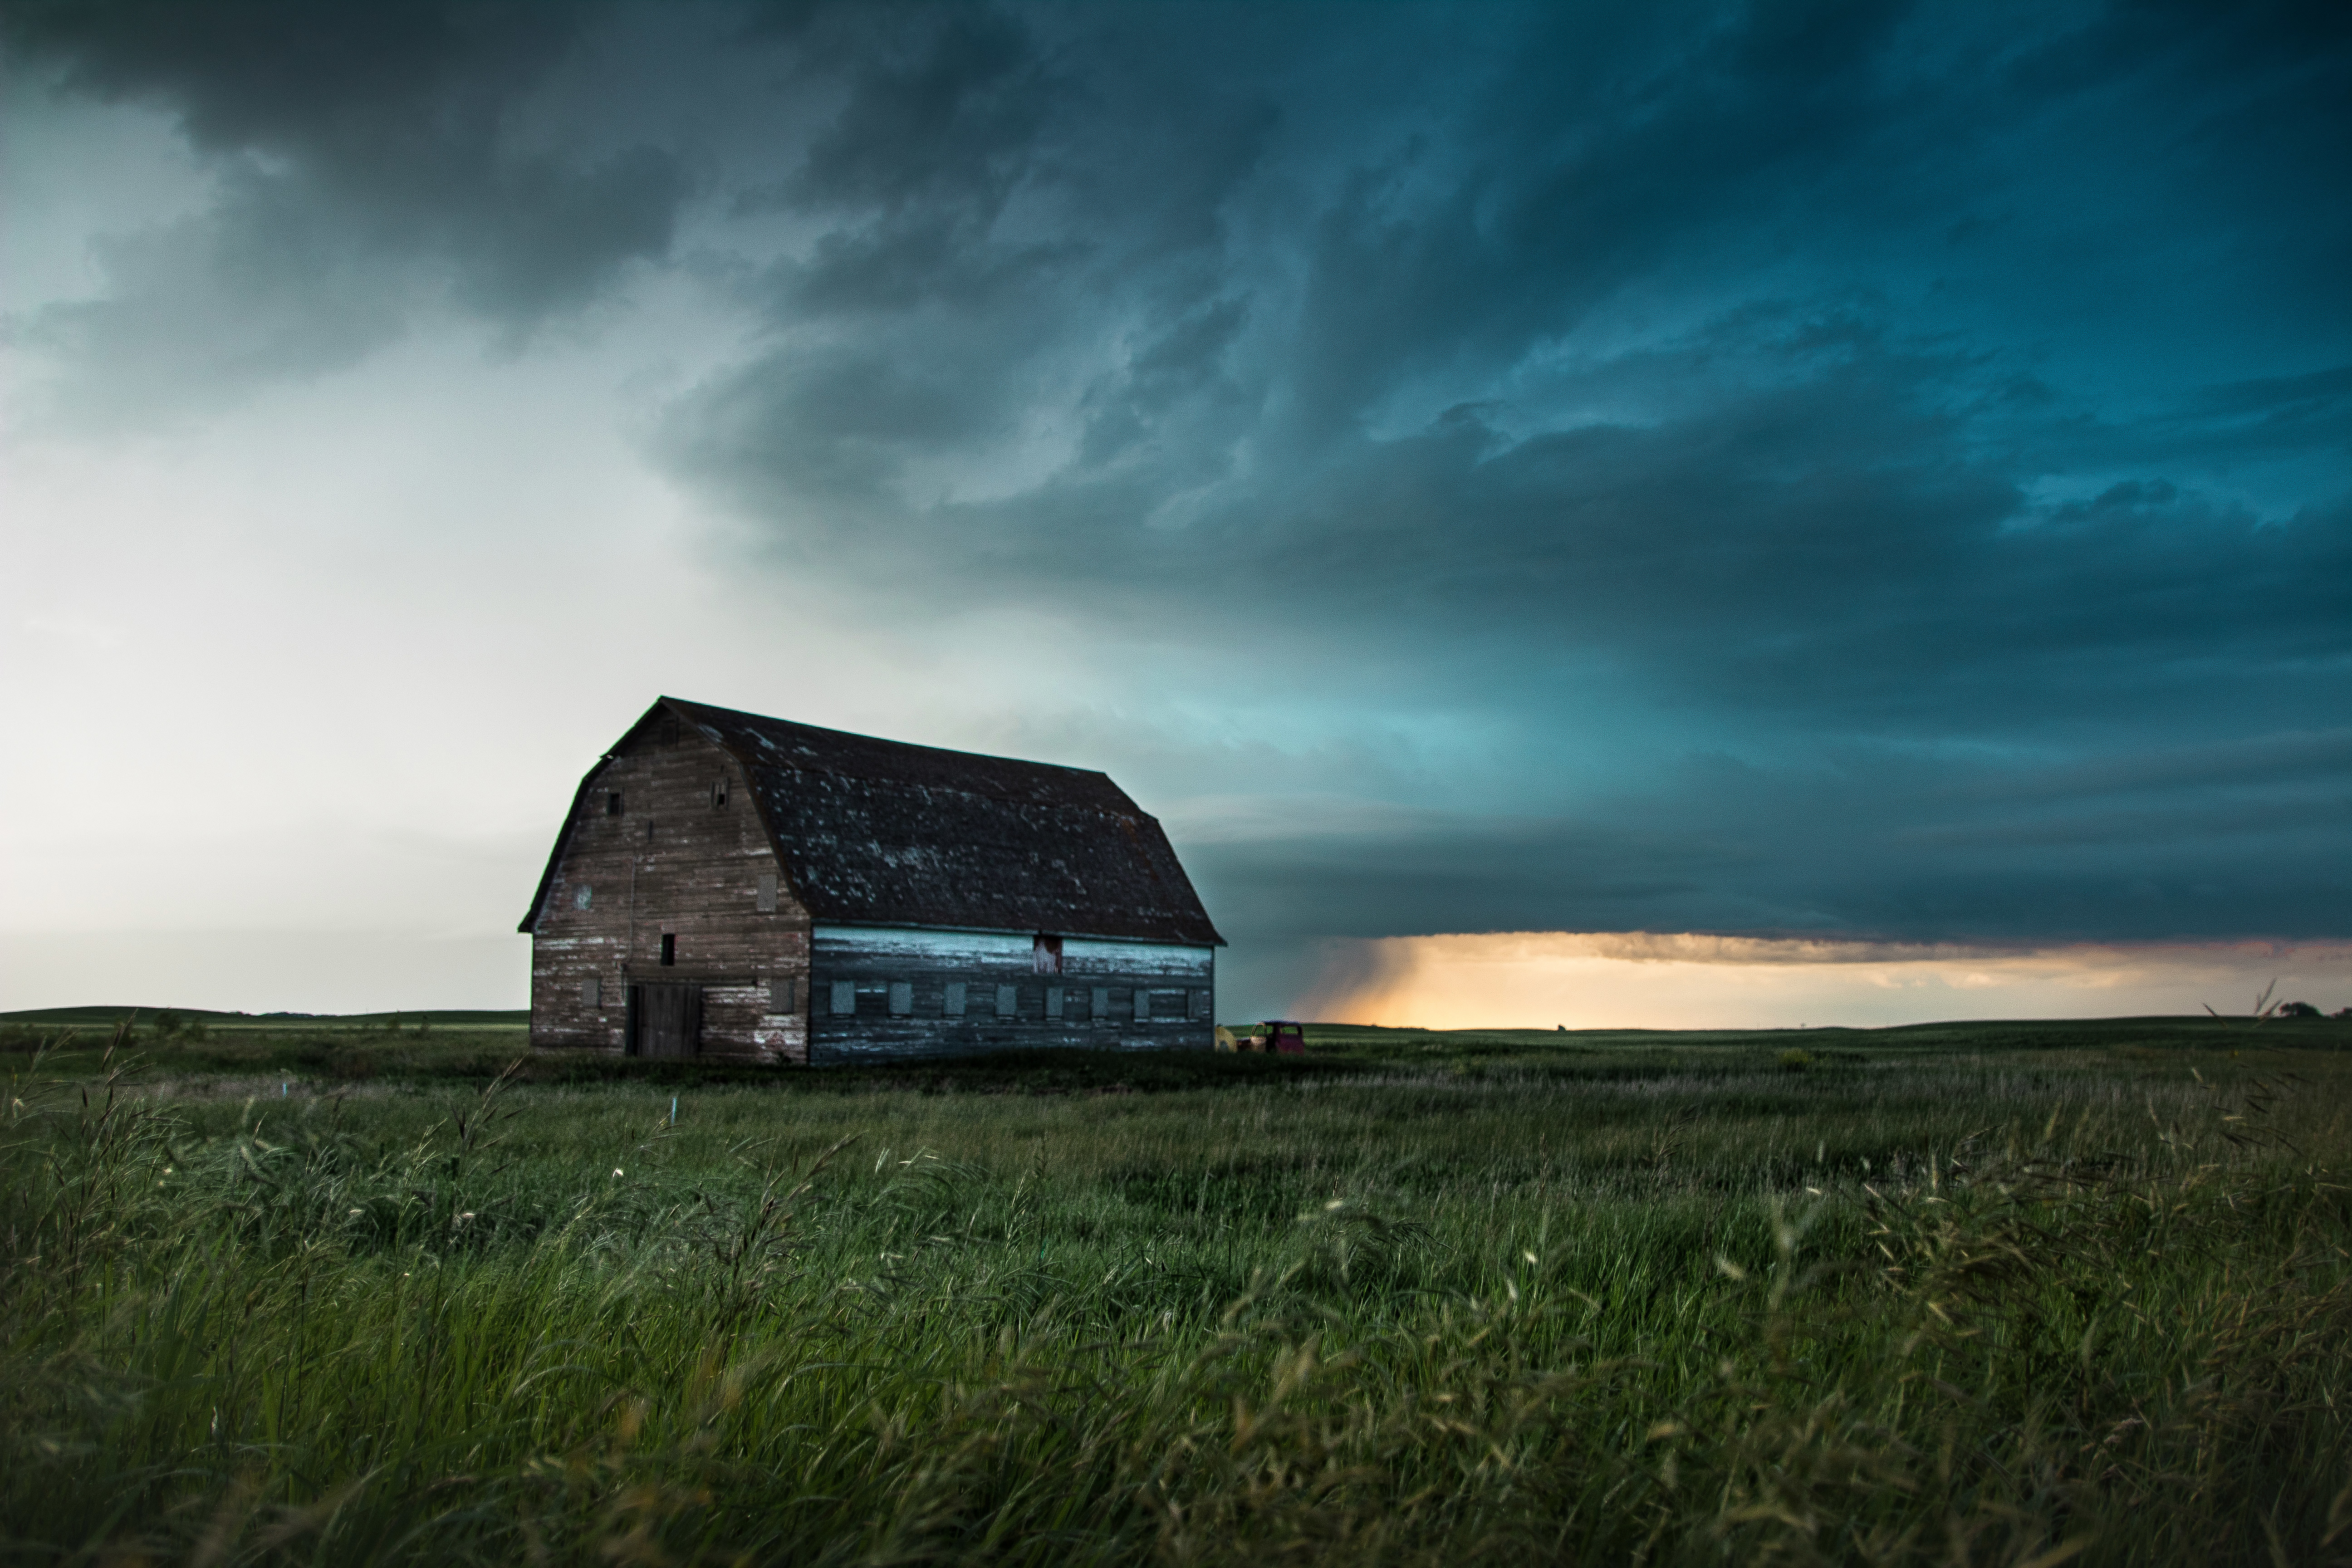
top-left (3, 0), bottom-right (2347, 1025)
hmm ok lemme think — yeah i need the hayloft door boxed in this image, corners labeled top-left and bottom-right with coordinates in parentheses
top-left (630, 982), bottom-right (702, 1057)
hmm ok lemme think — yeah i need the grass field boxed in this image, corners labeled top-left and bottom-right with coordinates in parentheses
top-left (5, 1014), bottom-right (2350, 1564)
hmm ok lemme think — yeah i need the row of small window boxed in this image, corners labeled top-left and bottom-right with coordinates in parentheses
top-left (830, 980), bottom-right (1203, 1022)
top-left (575, 976), bottom-right (1204, 1022)
top-left (594, 778), bottom-right (731, 818)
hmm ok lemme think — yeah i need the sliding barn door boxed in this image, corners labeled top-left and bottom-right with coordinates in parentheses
top-left (630, 982), bottom-right (702, 1058)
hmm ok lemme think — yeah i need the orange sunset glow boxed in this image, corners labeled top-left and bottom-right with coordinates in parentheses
top-left (1298, 933), bottom-right (2352, 1031)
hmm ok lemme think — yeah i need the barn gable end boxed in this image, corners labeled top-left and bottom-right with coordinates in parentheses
top-left (524, 712), bottom-right (811, 1063)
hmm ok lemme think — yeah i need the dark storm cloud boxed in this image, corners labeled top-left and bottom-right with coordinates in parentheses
top-left (687, 303), bottom-right (2349, 730)
top-left (5, 0), bottom-right (685, 412)
top-left (1190, 722), bottom-right (2352, 959)
top-left (14, 0), bottom-right (2349, 965)
top-left (668, 0), bottom-right (2350, 957)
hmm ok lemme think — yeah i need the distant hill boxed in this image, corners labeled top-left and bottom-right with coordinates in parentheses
top-left (0, 1005), bottom-right (529, 1026)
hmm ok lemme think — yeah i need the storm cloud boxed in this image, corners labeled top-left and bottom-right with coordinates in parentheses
top-left (6, 0), bottom-right (685, 413)
top-left (6, 0), bottom-right (2347, 1012)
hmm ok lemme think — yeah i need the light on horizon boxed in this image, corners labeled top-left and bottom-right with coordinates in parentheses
top-left (1298, 932), bottom-right (2352, 1031)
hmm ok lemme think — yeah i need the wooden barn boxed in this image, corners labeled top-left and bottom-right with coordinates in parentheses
top-left (519, 698), bottom-right (1225, 1063)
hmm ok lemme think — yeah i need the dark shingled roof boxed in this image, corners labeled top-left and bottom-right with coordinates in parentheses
top-left (524, 698), bottom-right (1223, 946)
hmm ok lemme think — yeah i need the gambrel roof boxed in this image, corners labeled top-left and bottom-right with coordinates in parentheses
top-left (522, 697), bottom-right (1224, 946)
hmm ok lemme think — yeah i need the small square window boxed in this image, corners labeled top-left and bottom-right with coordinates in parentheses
top-left (582, 976), bottom-right (602, 1008)
top-left (711, 778), bottom-right (729, 808)
top-left (945, 981), bottom-right (966, 1017)
top-left (756, 871), bottom-right (779, 912)
top-left (1090, 986), bottom-right (1109, 1021)
top-left (995, 984), bottom-right (1017, 1018)
top-left (1045, 985), bottom-right (1064, 1019)
top-left (888, 981), bottom-right (913, 1016)
top-left (1133, 987), bottom-right (1151, 1022)
top-left (606, 791), bottom-right (622, 816)
top-left (660, 933), bottom-right (676, 967)
top-left (572, 884), bottom-right (592, 911)
top-left (768, 977), bottom-right (794, 1014)
top-left (830, 980), bottom-right (856, 1016)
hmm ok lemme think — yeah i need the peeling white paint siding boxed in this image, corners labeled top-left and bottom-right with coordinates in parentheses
top-left (811, 925), bottom-right (1215, 978)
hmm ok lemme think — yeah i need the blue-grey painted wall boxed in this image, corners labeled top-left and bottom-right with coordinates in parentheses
top-left (808, 925), bottom-right (1215, 1062)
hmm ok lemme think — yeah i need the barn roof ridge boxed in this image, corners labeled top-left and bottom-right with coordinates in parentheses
top-left (656, 696), bottom-right (1129, 806)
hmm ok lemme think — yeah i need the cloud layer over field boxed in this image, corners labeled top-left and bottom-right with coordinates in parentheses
top-left (4, 1), bottom-right (2347, 1016)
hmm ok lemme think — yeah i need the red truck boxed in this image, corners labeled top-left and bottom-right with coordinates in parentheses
top-left (1253, 1021), bottom-right (1307, 1054)
top-left (1216, 1021), bottom-right (1308, 1054)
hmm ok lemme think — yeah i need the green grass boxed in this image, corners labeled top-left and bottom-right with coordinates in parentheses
top-left (0, 1006), bottom-right (531, 1041)
top-left (5, 1017), bottom-right (2351, 1564)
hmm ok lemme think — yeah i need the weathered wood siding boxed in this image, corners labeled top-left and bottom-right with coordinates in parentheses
top-left (528, 722), bottom-right (811, 1062)
top-left (808, 925), bottom-right (1215, 1062)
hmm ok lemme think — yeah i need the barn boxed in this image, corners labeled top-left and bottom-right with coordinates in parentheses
top-left (519, 697), bottom-right (1225, 1063)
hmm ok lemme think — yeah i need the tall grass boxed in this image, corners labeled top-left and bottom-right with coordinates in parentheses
top-left (4, 1033), bottom-right (2350, 1564)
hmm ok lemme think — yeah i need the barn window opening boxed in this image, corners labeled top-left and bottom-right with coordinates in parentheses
top-left (995, 984), bottom-right (1017, 1018)
top-left (768, 977), bottom-right (795, 1014)
top-left (712, 778), bottom-right (729, 808)
top-left (888, 981), bottom-right (913, 1016)
top-left (583, 976), bottom-right (602, 1008)
top-left (1091, 986), bottom-right (1109, 1021)
top-left (1133, 987), bottom-right (1152, 1022)
top-left (830, 980), bottom-right (856, 1016)
top-left (1045, 986), bottom-right (1064, 1020)
top-left (756, 871), bottom-right (779, 912)
top-left (606, 791), bottom-right (622, 816)
top-left (1032, 934), bottom-right (1063, 975)
top-left (573, 885), bottom-right (592, 910)
top-left (646, 818), bottom-right (656, 841)
top-left (945, 981), bottom-right (966, 1017)
top-left (660, 933), bottom-right (676, 966)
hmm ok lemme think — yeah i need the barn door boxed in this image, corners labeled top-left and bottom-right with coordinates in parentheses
top-left (631, 982), bottom-right (702, 1058)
